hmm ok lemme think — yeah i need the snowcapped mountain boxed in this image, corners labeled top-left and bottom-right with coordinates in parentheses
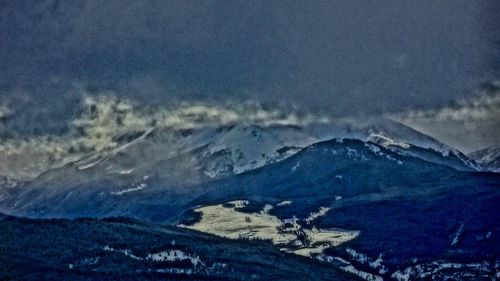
top-left (468, 146), bottom-right (500, 172)
top-left (308, 118), bottom-right (452, 153)
top-left (187, 124), bottom-right (318, 178)
top-left (30, 124), bottom-right (319, 187)
top-left (0, 94), bottom-right (481, 187)
top-left (307, 118), bottom-right (481, 171)
top-left (1, 135), bottom-right (495, 221)
top-left (0, 116), bottom-right (480, 192)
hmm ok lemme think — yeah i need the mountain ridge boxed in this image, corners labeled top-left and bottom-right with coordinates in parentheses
top-left (469, 145), bottom-right (500, 173)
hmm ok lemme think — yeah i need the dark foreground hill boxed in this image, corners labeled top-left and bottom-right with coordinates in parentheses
top-left (0, 214), bottom-right (352, 281)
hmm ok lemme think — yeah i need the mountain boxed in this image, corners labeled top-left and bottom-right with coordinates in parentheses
top-left (469, 146), bottom-right (500, 173)
top-left (1, 135), bottom-right (495, 221)
top-left (0, 92), bottom-right (480, 185)
top-left (307, 118), bottom-right (481, 172)
top-left (0, 113), bottom-right (494, 281)
top-left (1, 138), bottom-right (498, 280)
top-left (0, 118), bottom-right (480, 194)
top-left (1, 137), bottom-right (498, 280)
top-left (0, 137), bottom-right (484, 220)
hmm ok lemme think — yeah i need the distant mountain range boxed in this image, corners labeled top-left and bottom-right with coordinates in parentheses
top-left (1, 119), bottom-right (498, 280)
top-left (0, 122), bottom-right (489, 220)
top-left (0, 117), bottom-right (482, 188)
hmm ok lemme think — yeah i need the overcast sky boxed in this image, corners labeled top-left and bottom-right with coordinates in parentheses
top-left (0, 0), bottom-right (499, 151)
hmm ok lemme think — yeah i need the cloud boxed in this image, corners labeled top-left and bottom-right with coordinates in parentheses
top-left (395, 81), bottom-right (500, 153)
top-left (402, 85), bottom-right (500, 123)
top-left (70, 94), bottom-right (329, 149)
top-left (0, 105), bottom-right (10, 120)
top-left (0, 93), bottom-right (330, 181)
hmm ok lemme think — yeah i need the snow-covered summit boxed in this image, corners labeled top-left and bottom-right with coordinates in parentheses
top-left (306, 118), bottom-right (480, 171)
top-left (198, 124), bottom-right (318, 177)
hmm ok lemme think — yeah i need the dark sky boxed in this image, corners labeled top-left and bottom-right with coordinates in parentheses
top-left (0, 0), bottom-right (499, 142)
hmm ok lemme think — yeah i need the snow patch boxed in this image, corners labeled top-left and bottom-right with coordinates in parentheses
top-left (368, 133), bottom-right (410, 149)
top-left (291, 161), bottom-right (301, 172)
top-left (451, 222), bottom-right (464, 246)
top-left (118, 169), bottom-right (133, 175)
top-left (103, 245), bottom-right (141, 260)
top-left (341, 264), bottom-right (384, 281)
top-left (226, 200), bottom-right (249, 208)
top-left (103, 246), bottom-right (203, 267)
top-left (277, 200), bottom-right (292, 206)
top-left (318, 255), bottom-right (383, 281)
top-left (392, 260), bottom-right (495, 281)
top-left (147, 250), bottom-right (204, 267)
top-left (111, 183), bottom-right (147, 196)
top-left (346, 248), bottom-right (388, 275)
top-left (305, 206), bottom-right (330, 224)
top-left (261, 204), bottom-right (273, 214)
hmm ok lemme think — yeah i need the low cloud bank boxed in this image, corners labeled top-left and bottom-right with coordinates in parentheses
top-left (395, 82), bottom-right (500, 153)
top-left (0, 93), bottom-right (329, 181)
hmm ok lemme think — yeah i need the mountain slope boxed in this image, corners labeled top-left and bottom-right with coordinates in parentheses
top-left (469, 146), bottom-right (500, 172)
